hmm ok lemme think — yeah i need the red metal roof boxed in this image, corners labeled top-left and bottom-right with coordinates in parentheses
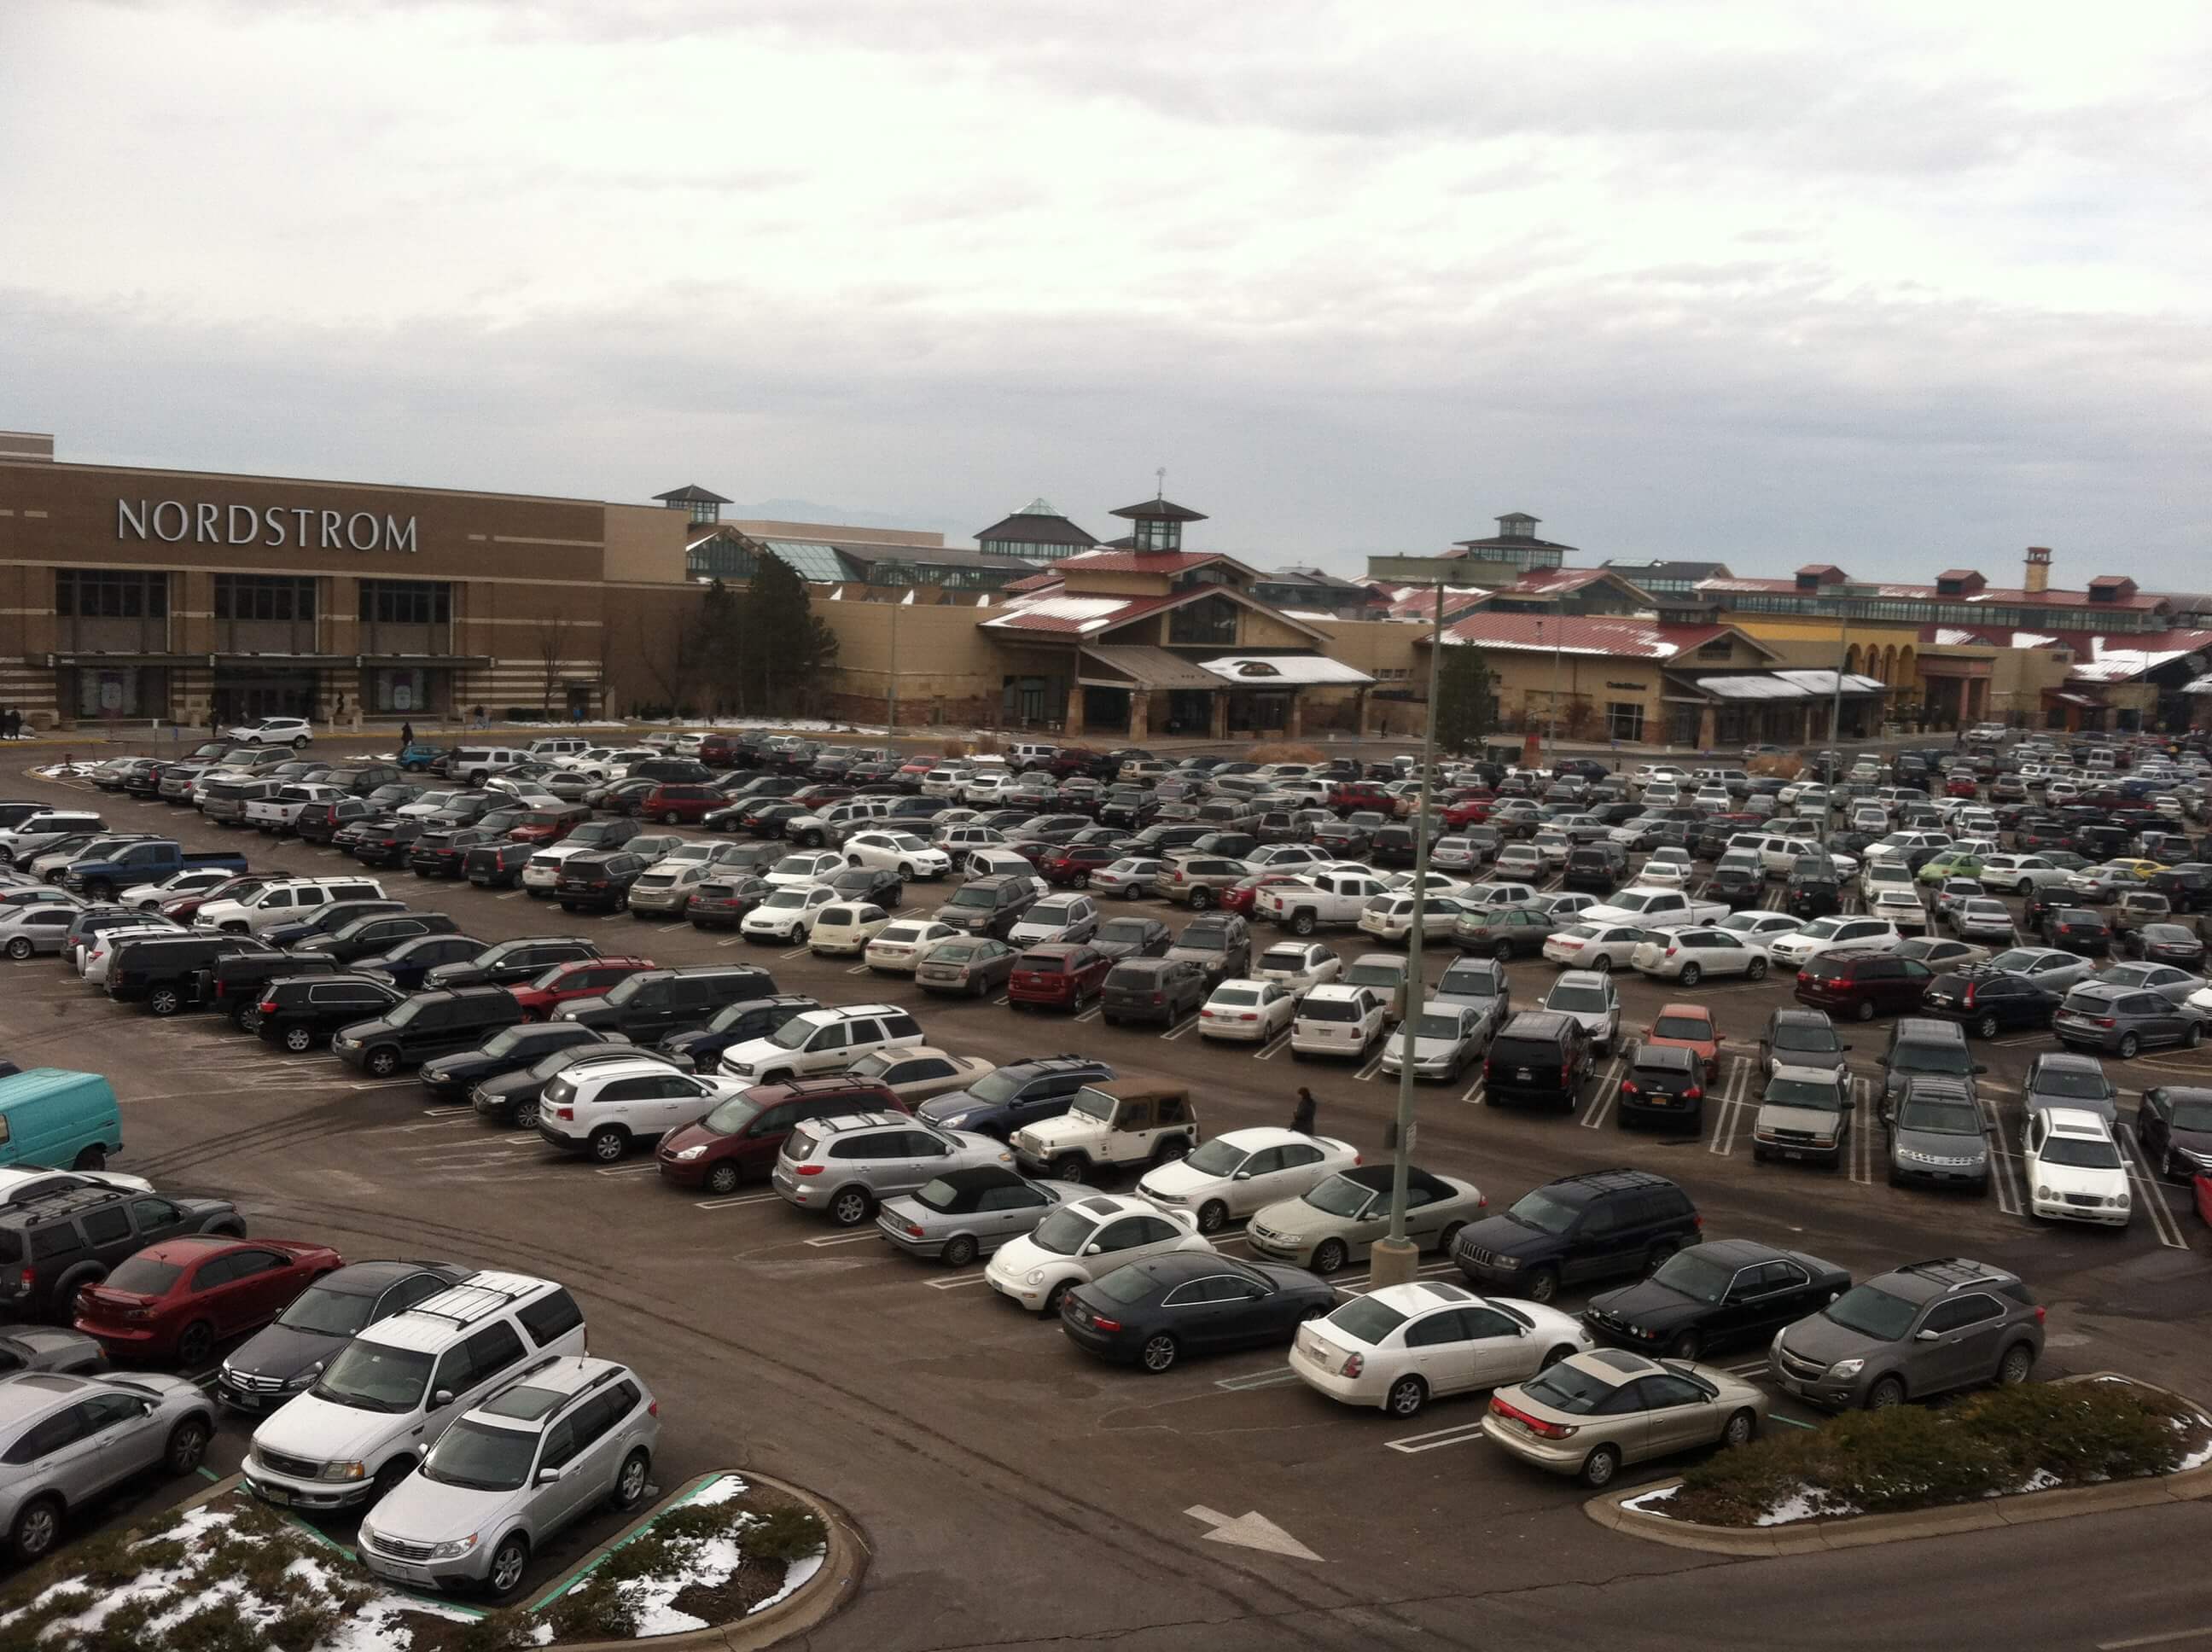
top-left (1056, 549), bottom-right (1249, 576)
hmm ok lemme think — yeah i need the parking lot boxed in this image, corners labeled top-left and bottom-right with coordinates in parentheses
top-left (5, 752), bottom-right (2210, 1652)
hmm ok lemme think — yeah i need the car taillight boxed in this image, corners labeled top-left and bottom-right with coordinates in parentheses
top-left (903, 1221), bottom-right (924, 1237)
top-left (259, 999), bottom-right (278, 1014)
top-left (1089, 1314), bottom-right (1122, 1332)
top-left (1691, 1212), bottom-right (1703, 1230)
top-left (1341, 1352), bottom-right (1364, 1378)
top-left (2034, 1306), bottom-right (2046, 1324)
top-left (1560, 1061), bottom-right (1571, 1087)
top-left (554, 1106), bottom-right (573, 1120)
top-left (1151, 992), bottom-right (1165, 1004)
top-left (1488, 1395), bottom-right (1577, 1440)
top-left (1620, 1080), bottom-right (1639, 1096)
top-left (796, 1164), bottom-right (824, 1176)
top-left (9, 1266), bottom-right (32, 1294)
top-left (2096, 1016), bottom-right (2116, 1027)
top-left (1684, 1085), bottom-right (1703, 1102)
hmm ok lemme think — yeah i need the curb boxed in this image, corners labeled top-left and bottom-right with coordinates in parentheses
top-left (1584, 1373), bottom-right (2212, 1555)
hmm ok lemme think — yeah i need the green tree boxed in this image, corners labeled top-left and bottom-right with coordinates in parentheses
top-left (1432, 643), bottom-right (1498, 755)
top-left (744, 555), bottom-right (841, 715)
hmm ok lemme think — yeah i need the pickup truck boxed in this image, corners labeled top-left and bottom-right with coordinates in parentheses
top-left (1580, 885), bottom-right (1730, 934)
top-left (245, 784), bottom-right (346, 835)
top-left (1010, 1082), bottom-right (1201, 1183)
top-left (60, 841), bottom-right (249, 901)
top-left (1253, 870), bottom-right (1392, 935)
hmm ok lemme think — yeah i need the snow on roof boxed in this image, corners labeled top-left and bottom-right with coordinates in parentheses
top-left (1196, 654), bottom-right (1375, 686)
top-left (979, 596), bottom-right (1141, 636)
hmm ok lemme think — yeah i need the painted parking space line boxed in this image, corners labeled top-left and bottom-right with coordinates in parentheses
top-left (800, 1231), bottom-right (880, 1248)
top-left (1460, 1074), bottom-right (1485, 1105)
top-left (1578, 1054), bottom-right (1625, 1131)
top-left (1982, 1097), bottom-right (2024, 1216)
top-left (1337, 1260), bottom-right (1458, 1297)
top-left (1252, 1027), bottom-right (1293, 1061)
top-left (1386, 1421), bottom-right (1487, 1454)
top-left (1214, 1367), bottom-right (1301, 1393)
top-left (2116, 1124), bottom-right (2191, 1251)
top-left (779, 945), bottom-right (811, 960)
top-left (1073, 1003), bottom-right (1103, 1024)
top-left (845, 963), bottom-right (871, 976)
top-left (924, 1272), bottom-right (994, 1291)
top-left (1161, 1013), bottom-right (1202, 1042)
top-left (495, 890), bottom-right (524, 899)
top-left (694, 1191), bottom-right (780, 1211)
top-left (591, 1163), bottom-right (659, 1177)
top-left (1707, 1059), bottom-right (1752, 1156)
top-left (1851, 1077), bottom-right (1875, 1184)
top-left (1353, 1045), bottom-right (1388, 1081)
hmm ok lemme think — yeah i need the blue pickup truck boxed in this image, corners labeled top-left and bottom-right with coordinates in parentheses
top-left (59, 839), bottom-right (249, 900)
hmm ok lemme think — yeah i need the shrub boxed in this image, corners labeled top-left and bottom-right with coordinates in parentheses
top-left (163, 1601), bottom-right (265, 1652)
top-left (453, 1608), bottom-right (538, 1652)
top-left (744, 1508), bottom-right (828, 1564)
top-left (970, 733), bottom-right (1004, 755)
top-left (544, 1573), bottom-right (638, 1643)
top-left (264, 1600), bottom-right (341, 1652)
top-left (1249, 742), bottom-right (1324, 765)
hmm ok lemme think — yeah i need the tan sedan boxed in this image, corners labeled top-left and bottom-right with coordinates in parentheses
top-left (1481, 1348), bottom-right (1768, 1489)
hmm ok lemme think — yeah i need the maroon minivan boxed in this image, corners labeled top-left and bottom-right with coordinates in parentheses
top-left (642, 783), bottom-right (723, 826)
top-left (656, 1076), bottom-right (906, 1195)
top-left (1792, 948), bottom-right (1935, 1022)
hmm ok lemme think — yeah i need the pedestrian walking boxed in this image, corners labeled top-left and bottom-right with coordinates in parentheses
top-left (399, 718), bottom-right (415, 753)
top-left (1289, 1086), bottom-right (1318, 1137)
top-left (0, 709), bottom-right (15, 740)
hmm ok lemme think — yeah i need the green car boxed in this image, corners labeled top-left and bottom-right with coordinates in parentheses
top-left (1917, 852), bottom-right (1986, 884)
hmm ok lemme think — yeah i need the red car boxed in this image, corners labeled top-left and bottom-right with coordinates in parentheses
top-left (1946, 775), bottom-right (1980, 799)
top-left (1327, 782), bottom-right (1395, 815)
top-left (160, 875), bottom-right (261, 922)
top-left (75, 1236), bottom-right (342, 1366)
top-left (1792, 950), bottom-right (1936, 1021)
top-left (2196, 1172), bottom-right (2212, 1229)
top-left (509, 804), bottom-right (594, 844)
top-left (698, 733), bottom-right (742, 767)
top-left (1443, 797), bottom-right (1496, 827)
top-left (1223, 871), bottom-right (1308, 915)
top-left (1038, 844), bottom-right (1120, 887)
top-left (1008, 942), bottom-right (1112, 1011)
top-left (789, 784), bottom-right (854, 811)
top-left (1640, 1003), bottom-right (1721, 1083)
top-left (509, 956), bottom-right (657, 1018)
top-left (637, 784), bottom-right (721, 825)
top-left (656, 1077), bottom-right (905, 1194)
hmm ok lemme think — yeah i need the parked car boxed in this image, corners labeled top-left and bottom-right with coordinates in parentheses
top-left (875, 1165), bottom-right (1080, 1268)
top-left (213, 1259), bottom-right (466, 1416)
top-left (1482, 1349), bottom-right (1766, 1487)
top-left (1768, 1256), bottom-right (2041, 1411)
top-left (0, 1370), bottom-right (217, 1561)
top-left (1883, 1076), bottom-right (1993, 1194)
top-left (1584, 1240), bottom-right (1850, 1361)
top-left (1133, 1126), bottom-right (1359, 1236)
top-left (2052, 980), bottom-right (2204, 1057)
top-left (1482, 1010), bottom-right (1594, 1111)
top-left (1290, 1280), bottom-right (1593, 1419)
top-left (1449, 1168), bottom-right (1702, 1305)
top-left (74, 1234), bottom-right (343, 1365)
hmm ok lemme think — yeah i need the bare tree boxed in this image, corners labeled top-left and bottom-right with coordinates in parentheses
top-left (536, 615), bottom-right (572, 718)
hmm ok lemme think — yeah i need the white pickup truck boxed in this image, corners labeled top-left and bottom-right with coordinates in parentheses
top-left (1254, 870), bottom-right (1392, 935)
top-left (1580, 884), bottom-right (1730, 934)
top-left (243, 784), bottom-right (344, 834)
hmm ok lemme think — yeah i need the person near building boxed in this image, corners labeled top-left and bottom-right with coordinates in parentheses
top-left (1289, 1086), bottom-right (1318, 1137)
top-left (0, 709), bottom-right (15, 740)
top-left (399, 718), bottom-right (415, 753)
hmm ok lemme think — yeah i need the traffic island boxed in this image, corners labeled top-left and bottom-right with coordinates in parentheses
top-left (1586, 1374), bottom-right (2212, 1555)
top-left (0, 1470), bottom-right (861, 1651)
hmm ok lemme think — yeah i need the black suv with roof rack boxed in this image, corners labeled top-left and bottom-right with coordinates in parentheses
top-left (0, 1185), bottom-right (244, 1321)
top-left (916, 1055), bottom-right (1116, 1140)
top-left (1448, 1168), bottom-right (1702, 1305)
top-left (1482, 1010), bottom-right (1595, 1111)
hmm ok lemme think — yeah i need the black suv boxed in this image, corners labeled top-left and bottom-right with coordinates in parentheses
top-left (1482, 1010), bottom-right (1594, 1111)
top-left (292, 910), bottom-right (461, 965)
top-left (464, 840), bottom-right (537, 888)
top-left (333, 986), bottom-right (527, 1077)
top-left (1785, 858), bottom-right (1843, 920)
top-left (916, 1055), bottom-right (1116, 1140)
top-left (552, 965), bottom-right (777, 1041)
top-left (424, 937), bottom-right (600, 991)
top-left (209, 948), bottom-right (341, 1029)
top-left (556, 852), bottom-right (651, 913)
top-left (933, 875), bottom-right (1040, 940)
top-left (410, 826), bottom-right (502, 880)
top-left (1450, 1168), bottom-right (1703, 1304)
top-left (0, 1185), bottom-right (245, 1321)
top-left (418, 1021), bottom-right (611, 1097)
top-left (353, 934), bottom-right (489, 992)
top-left (258, 973), bottom-right (405, 1052)
top-left (104, 932), bottom-right (264, 1017)
top-left (259, 899), bottom-right (408, 951)
top-left (655, 994), bottom-right (822, 1070)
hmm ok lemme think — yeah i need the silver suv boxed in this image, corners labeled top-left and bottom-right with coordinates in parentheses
top-left (773, 1112), bottom-right (1014, 1227)
top-left (1769, 1256), bottom-right (2043, 1411)
top-left (359, 1357), bottom-right (658, 1597)
top-left (0, 1371), bottom-right (214, 1561)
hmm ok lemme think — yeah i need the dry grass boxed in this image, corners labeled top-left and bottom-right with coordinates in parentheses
top-left (1249, 742), bottom-right (1325, 765)
top-left (1749, 755), bottom-right (1804, 779)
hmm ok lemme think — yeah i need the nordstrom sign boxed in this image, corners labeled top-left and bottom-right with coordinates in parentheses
top-left (117, 498), bottom-right (417, 554)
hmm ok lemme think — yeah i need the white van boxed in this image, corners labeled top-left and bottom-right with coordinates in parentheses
top-left (448, 747), bottom-right (530, 785)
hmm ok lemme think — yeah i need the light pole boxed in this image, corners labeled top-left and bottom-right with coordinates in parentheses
top-left (1821, 597), bottom-right (1848, 852)
top-left (1371, 559), bottom-right (1460, 1288)
top-left (1547, 619), bottom-right (1563, 753)
top-left (884, 593), bottom-right (902, 763)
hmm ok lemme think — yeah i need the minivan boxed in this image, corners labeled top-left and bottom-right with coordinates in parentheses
top-left (0, 1069), bottom-right (125, 1174)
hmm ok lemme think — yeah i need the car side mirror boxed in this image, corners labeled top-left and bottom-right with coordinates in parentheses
top-left (1829, 1291), bottom-right (1841, 1303)
top-left (1232, 1170), bottom-right (1252, 1181)
top-left (537, 1467), bottom-right (562, 1486)
top-left (1083, 1243), bottom-right (1103, 1257)
top-left (1915, 1328), bottom-right (1941, 1341)
top-left (433, 1389), bottom-right (455, 1408)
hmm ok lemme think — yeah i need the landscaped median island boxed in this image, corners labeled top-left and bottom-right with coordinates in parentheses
top-left (0, 1474), bottom-right (830, 1652)
top-left (1606, 1377), bottom-right (2211, 1539)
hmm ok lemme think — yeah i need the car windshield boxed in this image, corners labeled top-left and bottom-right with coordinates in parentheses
top-left (1896, 1041), bottom-right (1972, 1074)
top-left (701, 1096), bottom-right (762, 1136)
top-left (1773, 1021), bottom-right (1841, 1053)
top-left (1068, 1087), bottom-right (1116, 1122)
top-left (1301, 1174), bottom-right (1375, 1219)
top-left (1028, 1207), bottom-right (1100, 1256)
top-left (1522, 1364), bottom-right (1620, 1416)
top-left (2040, 1134), bottom-right (2123, 1169)
top-left (2032, 1064), bottom-right (2111, 1098)
top-left (313, 1341), bottom-right (433, 1413)
top-left (768, 1018), bottom-right (821, 1051)
top-left (1801, 919), bottom-right (1845, 941)
top-left (762, 891), bottom-right (807, 910)
top-left (770, 858), bottom-right (818, 878)
top-left (1414, 1013), bottom-right (1464, 1040)
top-left (276, 1282), bottom-right (379, 1337)
top-left (1900, 1099), bottom-right (1982, 1136)
top-left (1766, 1076), bottom-right (1842, 1111)
top-left (2165, 1096), bottom-right (2212, 1131)
top-left (421, 1418), bottom-right (537, 1492)
top-left (1324, 1296), bottom-right (1409, 1345)
top-left (1650, 1249), bottom-right (1736, 1306)
top-left (1176, 929), bottom-right (1231, 955)
top-left (1098, 921), bottom-right (1150, 944)
top-left (948, 886), bottom-right (1004, 910)
top-left (1505, 1190), bottom-right (1581, 1236)
top-left (1653, 1015), bottom-right (1710, 1042)
top-left (1547, 984), bottom-right (1609, 1014)
top-left (1182, 1138), bottom-right (1248, 1177)
top-left (1824, 1285), bottom-right (1920, 1341)
top-left (480, 1027), bottom-right (538, 1057)
top-left (1346, 963), bottom-right (1400, 989)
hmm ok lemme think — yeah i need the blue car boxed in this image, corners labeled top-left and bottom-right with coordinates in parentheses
top-left (355, 934), bottom-right (490, 990)
top-left (397, 742), bottom-right (449, 772)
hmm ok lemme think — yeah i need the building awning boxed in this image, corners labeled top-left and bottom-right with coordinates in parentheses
top-left (1685, 671), bottom-right (1886, 701)
top-left (1197, 654), bottom-right (1375, 687)
top-left (1076, 645), bottom-right (1224, 690)
top-left (356, 654), bottom-right (495, 668)
top-left (47, 653), bottom-right (204, 667)
top-left (2046, 690), bottom-right (2102, 708)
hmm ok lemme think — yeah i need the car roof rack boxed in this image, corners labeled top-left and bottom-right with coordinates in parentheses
top-left (405, 1272), bottom-right (551, 1327)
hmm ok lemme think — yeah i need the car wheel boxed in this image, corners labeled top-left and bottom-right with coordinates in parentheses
top-left (71, 1147), bottom-right (106, 1172)
top-left (612, 1448), bottom-right (651, 1511)
top-left (486, 1532), bottom-right (530, 1600)
top-left (1975, 1011), bottom-right (2002, 1039)
top-left (1678, 962), bottom-right (1703, 986)
top-left (366, 1046), bottom-right (400, 1078)
top-left (2189, 1021), bottom-right (2205, 1050)
top-left (1491, 939), bottom-right (1514, 962)
top-left (1523, 1266), bottom-right (1560, 1304)
top-left (1668, 1330), bottom-right (1703, 1361)
top-left (148, 986), bottom-right (181, 1017)
top-left (1053, 1156), bottom-right (1087, 1184)
top-left (1745, 957), bottom-right (1768, 982)
top-left (2118, 1032), bottom-right (2141, 1060)
top-left (1386, 1375), bottom-right (1428, 1417)
top-left (1074, 872), bottom-right (1091, 889)
top-left (175, 1319), bottom-right (216, 1368)
top-left (9, 1497), bottom-right (61, 1563)
top-left (940, 1235), bottom-right (979, 1270)
top-left (1866, 1376), bottom-right (1906, 1411)
top-left (1291, 912), bottom-right (1316, 936)
top-left (1311, 1239), bottom-right (1348, 1275)
top-left (1579, 1445), bottom-right (1622, 1489)
top-left (1644, 1241), bottom-right (1678, 1274)
top-left (1855, 998), bottom-right (1877, 1022)
top-left (1189, 887), bottom-right (1212, 910)
top-left (704, 1162), bottom-right (742, 1196)
top-left (588, 1127), bottom-right (627, 1163)
top-left (1196, 1200), bottom-right (1229, 1236)
top-left (1140, 1335), bottom-right (1179, 1374)
top-left (1043, 1278), bottom-right (1076, 1317)
top-left (1997, 1342), bottom-right (2035, 1386)
top-left (1153, 1137), bottom-right (1189, 1164)
top-left (2017, 880), bottom-right (2034, 896)
top-left (830, 1187), bottom-right (874, 1227)
top-left (164, 1416), bottom-right (211, 1475)
top-left (1723, 1408), bottom-right (1757, 1450)
top-left (3, 939), bottom-right (30, 962)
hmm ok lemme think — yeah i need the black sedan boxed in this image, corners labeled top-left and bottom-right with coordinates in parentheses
top-left (1092, 916), bottom-right (1173, 961)
top-left (829, 866), bottom-right (904, 909)
top-left (1581, 1239), bottom-right (1850, 1362)
top-left (2044, 906), bottom-right (2111, 957)
top-left (419, 1021), bottom-right (611, 1097)
top-left (1060, 1254), bottom-right (1336, 1374)
top-left (2138, 1086), bottom-right (2212, 1181)
top-left (1918, 967), bottom-right (2061, 1038)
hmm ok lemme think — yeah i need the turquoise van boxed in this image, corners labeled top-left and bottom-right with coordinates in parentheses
top-left (0, 1069), bottom-right (123, 1172)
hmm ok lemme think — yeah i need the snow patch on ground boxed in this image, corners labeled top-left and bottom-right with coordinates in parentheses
top-left (1620, 1486), bottom-right (1679, 1516)
top-left (750, 1550), bottom-right (824, 1614)
top-left (1755, 1486), bottom-right (1861, 1527)
top-left (690, 1473), bottom-right (748, 1506)
top-left (603, 1535), bottom-right (745, 1636)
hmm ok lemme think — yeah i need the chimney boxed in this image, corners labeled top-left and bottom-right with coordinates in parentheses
top-left (2024, 546), bottom-right (2052, 596)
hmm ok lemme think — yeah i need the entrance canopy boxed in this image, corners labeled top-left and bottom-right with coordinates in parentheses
top-left (1077, 645), bottom-right (1223, 689)
top-left (1196, 654), bottom-right (1374, 686)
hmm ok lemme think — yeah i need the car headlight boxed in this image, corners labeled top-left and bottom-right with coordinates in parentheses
top-left (321, 1459), bottom-right (368, 1481)
top-left (2111, 1192), bottom-right (2130, 1207)
top-left (1026, 1269), bottom-right (1047, 1286)
top-left (1827, 1358), bottom-right (1865, 1380)
top-left (284, 1363), bottom-right (323, 1391)
top-left (673, 1144), bottom-right (707, 1160)
top-left (2036, 1184), bottom-right (2052, 1201)
top-left (1489, 1255), bottom-right (1522, 1271)
top-left (427, 1534), bottom-right (480, 1561)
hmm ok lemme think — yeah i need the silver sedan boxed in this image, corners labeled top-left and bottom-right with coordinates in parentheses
top-left (876, 1165), bottom-right (1080, 1267)
top-left (0, 904), bottom-right (81, 960)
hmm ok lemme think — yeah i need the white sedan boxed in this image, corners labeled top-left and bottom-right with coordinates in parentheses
top-left (1713, 910), bottom-right (1807, 955)
top-left (1869, 887), bottom-right (1931, 934)
top-left (1197, 980), bottom-right (1299, 1044)
top-left (1540, 922), bottom-right (1653, 973)
top-left (119, 867), bottom-right (235, 911)
top-left (864, 920), bottom-right (960, 974)
top-left (1289, 1280), bottom-right (1593, 1417)
top-left (1135, 1127), bottom-right (1360, 1236)
top-left (1629, 928), bottom-right (1767, 985)
top-left (739, 885), bottom-right (837, 941)
top-left (1638, 848), bottom-right (1694, 888)
top-left (984, 1194), bottom-right (1212, 1313)
top-left (1379, 871), bottom-right (1469, 897)
top-left (765, 850), bottom-right (846, 889)
top-left (1254, 941), bottom-right (1341, 997)
top-left (843, 832), bottom-right (952, 880)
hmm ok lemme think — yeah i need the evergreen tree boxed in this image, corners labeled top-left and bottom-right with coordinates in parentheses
top-left (1432, 643), bottom-right (1498, 755)
top-left (744, 556), bottom-right (841, 714)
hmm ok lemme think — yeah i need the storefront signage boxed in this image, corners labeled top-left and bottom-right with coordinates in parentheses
top-left (117, 499), bottom-right (417, 554)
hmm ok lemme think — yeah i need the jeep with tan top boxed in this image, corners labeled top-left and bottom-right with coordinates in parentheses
top-left (1010, 1083), bottom-right (1200, 1184)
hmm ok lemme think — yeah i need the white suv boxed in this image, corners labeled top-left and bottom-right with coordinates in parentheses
top-left (243, 1273), bottom-right (588, 1512)
top-left (195, 876), bottom-right (385, 934)
top-left (719, 1003), bottom-right (925, 1085)
top-left (227, 716), bottom-right (313, 747)
top-left (536, 1057), bottom-right (744, 1162)
top-left (1291, 985), bottom-right (1388, 1061)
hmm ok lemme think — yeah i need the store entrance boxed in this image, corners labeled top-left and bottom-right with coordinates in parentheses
top-left (212, 669), bottom-right (318, 725)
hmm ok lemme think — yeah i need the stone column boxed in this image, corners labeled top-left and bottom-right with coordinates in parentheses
top-left (1287, 695), bottom-right (1304, 738)
top-left (1063, 684), bottom-right (1084, 737)
top-left (1209, 694), bottom-right (1229, 740)
top-left (1697, 703), bottom-right (1717, 753)
top-left (1128, 690), bottom-right (1149, 740)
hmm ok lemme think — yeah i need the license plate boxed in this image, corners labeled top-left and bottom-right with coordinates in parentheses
top-left (1516, 1068), bottom-right (1532, 1080)
top-left (259, 1484), bottom-right (290, 1505)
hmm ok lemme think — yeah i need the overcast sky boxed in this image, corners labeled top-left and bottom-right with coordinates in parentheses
top-left (3, 1), bottom-right (2207, 583)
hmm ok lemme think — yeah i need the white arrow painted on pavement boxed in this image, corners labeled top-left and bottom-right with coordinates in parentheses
top-left (1185, 1505), bottom-right (1324, 1562)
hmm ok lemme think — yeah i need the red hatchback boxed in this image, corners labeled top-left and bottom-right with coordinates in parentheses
top-left (75, 1236), bottom-right (342, 1367)
top-left (509, 956), bottom-right (658, 1019)
top-left (508, 804), bottom-right (593, 844)
top-left (639, 784), bottom-right (722, 825)
top-left (1008, 942), bottom-right (1112, 1011)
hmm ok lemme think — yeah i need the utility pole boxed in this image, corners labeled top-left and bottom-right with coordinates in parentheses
top-left (1548, 620), bottom-right (1563, 753)
top-left (885, 594), bottom-right (901, 762)
top-left (1371, 560), bottom-right (1458, 1288)
top-left (1821, 597), bottom-right (1847, 851)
